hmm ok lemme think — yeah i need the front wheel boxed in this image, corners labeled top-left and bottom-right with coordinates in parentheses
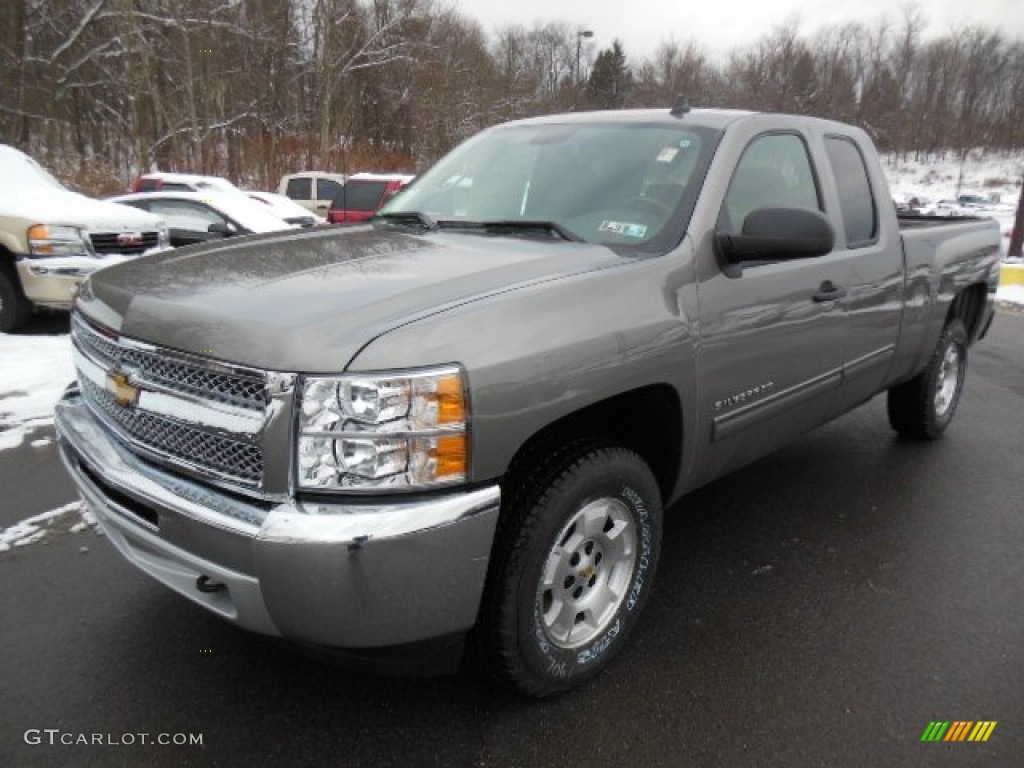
top-left (479, 441), bottom-right (663, 696)
top-left (887, 319), bottom-right (969, 439)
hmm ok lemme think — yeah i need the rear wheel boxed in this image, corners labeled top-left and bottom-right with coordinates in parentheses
top-left (887, 319), bottom-right (968, 439)
top-left (479, 440), bottom-right (662, 696)
top-left (0, 264), bottom-right (33, 333)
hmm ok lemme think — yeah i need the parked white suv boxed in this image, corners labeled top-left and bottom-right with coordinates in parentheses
top-left (278, 172), bottom-right (346, 214)
top-left (0, 144), bottom-right (168, 331)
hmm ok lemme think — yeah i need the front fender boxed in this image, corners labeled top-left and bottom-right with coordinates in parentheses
top-left (346, 245), bottom-right (700, 489)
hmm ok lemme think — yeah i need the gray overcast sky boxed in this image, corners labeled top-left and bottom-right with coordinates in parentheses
top-left (455, 0), bottom-right (1024, 60)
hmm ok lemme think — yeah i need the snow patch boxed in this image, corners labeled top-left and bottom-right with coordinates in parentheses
top-left (0, 500), bottom-right (95, 552)
top-left (0, 331), bottom-right (75, 451)
top-left (996, 284), bottom-right (1024, 308)
top-left (69, 506), bottom-right (97, 533)
top-left (883, 151), bottom-right (1022, 210)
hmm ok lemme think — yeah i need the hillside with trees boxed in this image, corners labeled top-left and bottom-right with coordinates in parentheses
top-left (2, 0), bottom-right (1022, 193)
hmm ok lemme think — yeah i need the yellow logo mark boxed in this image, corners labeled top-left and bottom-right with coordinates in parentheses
top-left (921, 721), bottom-right (997, 742)
top-left (106, 371), bottom-right (139, 407)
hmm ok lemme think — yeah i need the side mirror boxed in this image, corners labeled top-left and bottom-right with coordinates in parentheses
top-left (715, 207), bottom-right (834, 276)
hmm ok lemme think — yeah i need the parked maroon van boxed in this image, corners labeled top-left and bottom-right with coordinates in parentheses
top-left (327, 173), bottom-right (414, 224)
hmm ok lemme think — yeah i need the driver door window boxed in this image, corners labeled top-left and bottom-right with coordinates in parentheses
top-left (719, 133), bottom-right (821, 236)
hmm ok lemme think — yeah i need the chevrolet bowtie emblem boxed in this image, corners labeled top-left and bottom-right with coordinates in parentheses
top-left (106, 370), bottom-right (140, 407)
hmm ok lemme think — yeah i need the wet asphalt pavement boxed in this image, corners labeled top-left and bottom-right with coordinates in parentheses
top-left (1, 310), bottom-right (1022, 767)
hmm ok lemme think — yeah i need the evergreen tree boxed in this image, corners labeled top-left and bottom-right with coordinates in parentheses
top-left (587, 40), bottom-right (632, 109)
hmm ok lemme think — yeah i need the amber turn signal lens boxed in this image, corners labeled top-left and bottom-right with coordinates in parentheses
top-left (434, 434), bottom-right (467, 478)
top-left (435, 373), bottom-right (466, 425)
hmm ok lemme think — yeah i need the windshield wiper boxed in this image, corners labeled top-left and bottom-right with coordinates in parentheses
top-left (437, 219), bottom-right (583, 242)
top-left (371, 211), bottom-right (438, 232)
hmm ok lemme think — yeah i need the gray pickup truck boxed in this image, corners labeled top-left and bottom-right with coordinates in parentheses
top-left (55, 109), bottom-right (1000, 696)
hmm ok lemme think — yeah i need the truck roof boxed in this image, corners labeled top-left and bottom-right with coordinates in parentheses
top-left (503, 108), bottom-right (859, 135)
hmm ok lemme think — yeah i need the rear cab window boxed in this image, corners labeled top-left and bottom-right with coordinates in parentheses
top-left (824, 136), bottom-right (878, 248)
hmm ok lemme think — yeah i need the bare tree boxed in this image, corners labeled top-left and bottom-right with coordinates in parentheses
top-left (631, 38), bottom-right (714, 108)
top-left (2, 1), bottom-right (1021, 194)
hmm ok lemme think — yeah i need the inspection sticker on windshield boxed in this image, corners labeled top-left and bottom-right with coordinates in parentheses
top-left (656, 147), bottom-right (679, 163)
top-left (600, 220), bottom-right (647, 238)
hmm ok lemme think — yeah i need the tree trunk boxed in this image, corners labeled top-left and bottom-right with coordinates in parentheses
top-left (180, 27), bottom-right (202, 169)
top-left (1009, 178), bottom-right (1024, 259)
top-left (14, 0), bottom-right (31, 148)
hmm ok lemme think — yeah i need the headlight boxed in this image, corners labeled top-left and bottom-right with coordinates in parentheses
top-left (27, 224), bottom-right (91, 257)
top-left (297, 366), bottom-right (468, 491)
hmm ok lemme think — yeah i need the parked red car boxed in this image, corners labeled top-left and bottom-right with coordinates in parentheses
top-left (327, 173), bottom-right (413, 224)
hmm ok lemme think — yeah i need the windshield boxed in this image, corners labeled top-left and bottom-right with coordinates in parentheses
top-left (0, 147), bottom-right (67, 192)
top-left (380, 121), bottom-right (720, 251)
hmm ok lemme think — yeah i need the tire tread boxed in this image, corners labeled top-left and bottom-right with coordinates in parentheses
top-left (887, 319), bottom-right (968, 440)
top-left (478, 435), bottom-right (658, 696)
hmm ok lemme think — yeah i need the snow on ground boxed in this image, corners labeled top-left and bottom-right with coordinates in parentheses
top-left (0, 500), bottom-right (99, 553)
top-left (883, 150), bottom-right (1022, 211)
top-left (0, 328), bottom-right (98, 552)
top-left (882, 150), bottom-right (1024, 309)
top-left (997, 284), bottom-right (1024, 308)
top-left (0, 330), bottom-right (75, 451)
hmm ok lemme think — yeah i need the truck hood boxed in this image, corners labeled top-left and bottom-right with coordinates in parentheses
top-left (76, 226), bottom-right (629, 371)
top-left (0, 186), bottom-right (164, 230)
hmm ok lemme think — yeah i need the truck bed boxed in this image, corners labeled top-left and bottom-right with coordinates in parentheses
top-left (890, 213), bottom-right (1000, 383)
top-left (897, 212), bottom-right (989, 230)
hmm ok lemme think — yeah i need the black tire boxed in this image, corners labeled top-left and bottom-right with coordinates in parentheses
top-left (479, 439), bottom-right (663, 696)
top-left (887, 319), bottom-right (969, 439)
top-left (0, 263), bottom-right (33, 333)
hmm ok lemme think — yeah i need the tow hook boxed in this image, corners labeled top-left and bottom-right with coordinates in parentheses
top-left (196, 575), bottom-right (227, 594)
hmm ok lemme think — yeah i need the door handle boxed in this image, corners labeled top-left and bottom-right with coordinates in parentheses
top-left (813, 281), bottom-right (847, 303)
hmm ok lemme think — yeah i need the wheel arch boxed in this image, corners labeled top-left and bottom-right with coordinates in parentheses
top-left (500, 383), bottom-right (684, 505)
top-left (947, 282), bottom-right (989, 344)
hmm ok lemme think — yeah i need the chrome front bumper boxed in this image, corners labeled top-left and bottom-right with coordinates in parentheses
top-left (18, 254), bottom-right (148, 309)
top-left (55, 391), bottom-right (501, 649)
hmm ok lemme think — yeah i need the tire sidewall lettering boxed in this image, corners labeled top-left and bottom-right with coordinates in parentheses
top-left (524, 478), bottom-right (657, 681)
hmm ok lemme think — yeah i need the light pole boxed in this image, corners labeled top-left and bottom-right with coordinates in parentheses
top-left (575, 28), bottom-right (594, 89)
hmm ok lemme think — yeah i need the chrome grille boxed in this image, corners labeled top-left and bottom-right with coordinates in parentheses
top-left (89, 231), bottom-right (160, 256)
top-left (72, 315), bottom-right (266, 409)
top-left (71, 314), bottom-right (269, 488)
top-left (80, 377), bottom-right (263, 484)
